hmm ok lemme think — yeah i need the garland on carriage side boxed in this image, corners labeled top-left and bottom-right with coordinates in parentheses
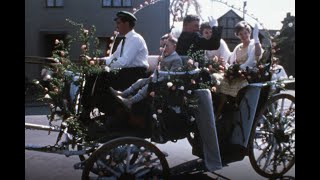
top-left (148, 68), bottom-right (200, 143)
top-left (30, 19), bottom-right (110, 141)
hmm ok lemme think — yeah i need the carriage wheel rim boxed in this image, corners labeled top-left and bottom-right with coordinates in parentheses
top-left (82, 137), bottom-right (169, 180)
top-left (249, 94), bottom-right (295, 178)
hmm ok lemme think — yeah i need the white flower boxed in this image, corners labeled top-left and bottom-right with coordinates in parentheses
top-left (44, 94), bottom-right (51, 99)
top-left (171, 106), bottom-right (181, 113)
top-left (212, 73), bottom-right (223, 81)
top-left (43, 74), bottom-right (52, 81)
top-left (289, 75), bottom-right (294, 79)
top-left (104, 66), bottom-right (110, 72)
top-left (55, 39), bottom-right (59, 45)
top-left (178, 86), bottom-right (184, 90)
top-left (110, 36), bottom-right (114, 41)
top-left (140, 4), bottom-right (143, 8)
top-left (157, 109), bottom-right (162, 114)
top-left (280, 83), bottom-right (286, 88)
top-left (41, 68), bottom-right (47, 76)
top-left (149, 91), bottom-right (155, 97)
top-left (34, 80), bottom-right (39, 85)
top-left (167, 82), bottom-right (173, 88)
top-left (275, 31), bottom-right (281, 36)
top-left (83, 29), bottom-right (89, 35)
top-left (144, 1), bottom-right (149, 5)
top-left (216, 80), bottom-right (221, 86)
top-left (81, 44), bottom-right (87, 50)
top-left (288, 22), bottom-right (293, 27)
top-left (194, 62), bottom-right (199, 68)
top-left (265, 72), bottom-right (269, 76)
top-left (152, 114), bottom-right (157, 120)
top-left (190, 116), bottom-right (195, 122)
top-left (53, 58), bottom-right (59, 63)
top-left (187, 90), bottom-right (192, 94)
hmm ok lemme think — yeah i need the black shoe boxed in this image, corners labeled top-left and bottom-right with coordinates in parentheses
top-left (115, 95), bottom-right (132, 111)
top-left (109, 87), bottom-right (122, 97)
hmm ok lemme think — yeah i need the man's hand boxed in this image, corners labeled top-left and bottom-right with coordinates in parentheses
top-left (253, 24), bottom-right (260, 43)
top-left (208, 16), bottom-right (218, 27)
top-left (218, 57), bottom-right (226, 66)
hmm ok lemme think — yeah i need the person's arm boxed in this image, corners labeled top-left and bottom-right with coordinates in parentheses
top-left (96, 56), bottom-right (111, 65)
top-left (239, 40), bottom-right (264, 70)
top-left (169, 57), bottom-right (183, 71)
top-left (197, 26), bottom-right (222, 50)
top-left (252, 24), bottom-right (262, 57)
top-left (219, 39), bottom-right (232, 61)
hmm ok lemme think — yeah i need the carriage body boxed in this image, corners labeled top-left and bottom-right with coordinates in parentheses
top-left (25, 56), bottom-right (295, 180)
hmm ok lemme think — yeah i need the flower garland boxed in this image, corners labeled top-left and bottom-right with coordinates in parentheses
top-left (147, 70), bottom-right (201, 143)
top-left (31, 19), bottom-right (107, 140)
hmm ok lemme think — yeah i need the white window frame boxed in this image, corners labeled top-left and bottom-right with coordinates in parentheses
top-left (46, 0), bottom-right (64, 8)
top-left (102, 0), bottom-right (132, 7)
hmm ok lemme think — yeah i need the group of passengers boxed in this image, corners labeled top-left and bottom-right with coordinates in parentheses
top-left (43, 11), bottom-right (288, 165)
top-left (95, 11), bottom-right (268, 109)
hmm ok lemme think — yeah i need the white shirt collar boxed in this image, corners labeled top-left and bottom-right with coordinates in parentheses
top-left (125, 29), bottom-right (135, 39)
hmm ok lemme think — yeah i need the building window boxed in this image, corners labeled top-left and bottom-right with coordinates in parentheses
top-left (102, 0), bottom-right (132, 7)
top-left (46, 0), bottom-right (64, 8)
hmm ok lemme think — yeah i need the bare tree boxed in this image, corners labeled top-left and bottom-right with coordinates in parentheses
top-left (169, 0), bottom-right (203, 31)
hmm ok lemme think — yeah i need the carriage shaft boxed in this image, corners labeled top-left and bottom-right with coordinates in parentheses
top-left (25, 144), bottom-right (87, 156)
top-left (25, 123), bottom-right (61, 132)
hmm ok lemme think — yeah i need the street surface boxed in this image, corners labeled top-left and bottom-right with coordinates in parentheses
top-left (25, 90), bottom-right (295, 180)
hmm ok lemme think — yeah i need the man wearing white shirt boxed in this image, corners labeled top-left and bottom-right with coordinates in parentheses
top-left (100, 12), bottom-right (149, 69)
top-left (80, 11), bottom-right (149, 120)
top-left (95, 11), bottom-right (149, 90)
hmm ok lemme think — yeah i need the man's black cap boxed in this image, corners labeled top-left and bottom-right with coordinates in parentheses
top-left (114, 11), bottom-right (137, 22)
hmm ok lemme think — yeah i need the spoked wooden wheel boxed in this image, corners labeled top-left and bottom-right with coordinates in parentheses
top-left (82, 137), bottom-right (169, 180)
top-left (249, 93), bottom-right (295, 178)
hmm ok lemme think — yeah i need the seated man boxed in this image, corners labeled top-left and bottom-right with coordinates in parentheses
top-left (110, 34), bottom-right (183, 109)
top-left (176, 15), bottom-right (222, 56)
top-left (95, 11), bottom-right (149, 90)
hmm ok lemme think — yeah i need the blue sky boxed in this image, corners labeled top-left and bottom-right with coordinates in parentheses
top-left (170, 0), bottom-right (295, 30)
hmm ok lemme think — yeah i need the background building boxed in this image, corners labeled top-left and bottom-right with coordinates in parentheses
top-left (25, 0), bottom-right (170, 80)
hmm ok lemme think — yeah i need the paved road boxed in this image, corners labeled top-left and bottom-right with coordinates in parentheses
top-left (25, 90), bottom-right (295, 180)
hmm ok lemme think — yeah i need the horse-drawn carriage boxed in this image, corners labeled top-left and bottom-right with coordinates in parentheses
top-left (25, 52), bottom-right (295, 180)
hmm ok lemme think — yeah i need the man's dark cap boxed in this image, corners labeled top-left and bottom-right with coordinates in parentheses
top-left (114, 11), bottom-right (137, 22)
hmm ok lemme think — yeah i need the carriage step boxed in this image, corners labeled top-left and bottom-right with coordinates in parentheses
top-left (170, 158), bottom-right (205, 175)
top-left (161, 151), bottom-right (168, 157)
top-left (74, 161), bottom-right (86, 170)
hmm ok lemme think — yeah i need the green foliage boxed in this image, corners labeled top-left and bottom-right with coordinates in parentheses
top-left (272, 16), bottom-right (295, 77)
top-left (30, 19), bottom-right (110, 141)
top-left (186, 44), bottom-right (207, 68)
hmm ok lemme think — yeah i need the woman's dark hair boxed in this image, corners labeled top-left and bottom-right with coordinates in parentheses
top-left (234, 21), bottom-right (251, 36)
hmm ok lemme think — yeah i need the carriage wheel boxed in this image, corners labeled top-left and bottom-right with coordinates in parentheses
top-left (248, 93), bottom-right (295, 178)
top-left (82, 137), bottom-right (170, 180)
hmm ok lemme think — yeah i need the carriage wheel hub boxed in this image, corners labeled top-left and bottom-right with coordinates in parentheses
top-left (119, 173), bottom-right (135, 180)
top-left (274, 129), bottom-right (289, 143)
